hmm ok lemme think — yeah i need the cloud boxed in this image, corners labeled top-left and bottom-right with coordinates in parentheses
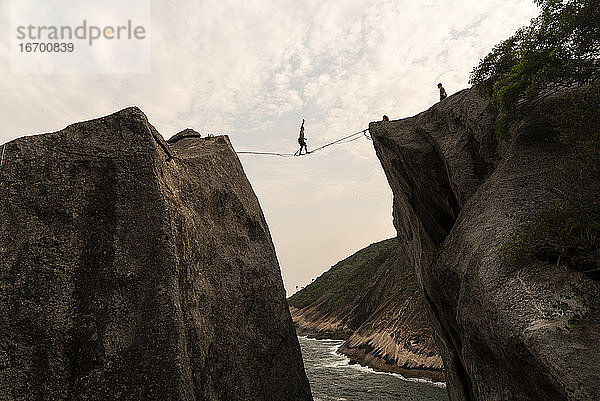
top-left (1, 0), bottom-right (538, 137)
top-left (0, 0), bottom-right (539, 293)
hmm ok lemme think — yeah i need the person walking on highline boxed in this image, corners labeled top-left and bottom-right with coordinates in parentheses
top-left (297, 119), bottom-right (309, 155)
top-left (438, 83), bottom-right (447, 101)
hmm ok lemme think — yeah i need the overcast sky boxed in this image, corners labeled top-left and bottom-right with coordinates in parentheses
top-left (0, 0), bottom-right (538, 295)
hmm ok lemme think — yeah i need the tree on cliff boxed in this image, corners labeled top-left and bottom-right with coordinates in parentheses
top-left (469, 0), bottom-right (599, 138)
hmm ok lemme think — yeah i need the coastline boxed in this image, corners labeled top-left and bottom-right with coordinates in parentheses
top-left (293, 317), bottom-right (446, 384)
top-left (289, 305), bottom-right (354, 340)
top-left (298, 335), bottom-right (446, 388)
top-left (338, 341), bottom-right (446, 383)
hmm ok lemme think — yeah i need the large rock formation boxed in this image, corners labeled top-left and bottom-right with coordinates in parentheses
top-left (371, 88), bottom-right (600, 400)
top-left (289, 239), bottom-right (444, 382)
top-left (0, 108), bottom-right (313, 401)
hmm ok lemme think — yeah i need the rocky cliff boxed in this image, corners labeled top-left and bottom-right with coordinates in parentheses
top-left (289, 239), bottom-right (444, 382)
top-left (0, 108), bottom-right (313, 401)
top-left (371, 89), bottom-right (600, 400)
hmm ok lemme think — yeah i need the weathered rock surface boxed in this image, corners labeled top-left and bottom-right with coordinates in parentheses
top-left (289, 239), bottom-right (444, 381)
top-left (288, 305), bottom-right (352, 340)
top-left (338, 291), bottom-right (443, 382)
top-left (371, 88), bottom-right (600, 400)
top-left (0, 108), bottom-right (313, 401)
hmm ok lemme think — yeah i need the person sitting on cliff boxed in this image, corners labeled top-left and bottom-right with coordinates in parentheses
top-left (382, 115), bottom-right (389, 122)
top-left (438, 83), bottom-right (447, 101)
top-left (296, 119), bottom-right (309, 156)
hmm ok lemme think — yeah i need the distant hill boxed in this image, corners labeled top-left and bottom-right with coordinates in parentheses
top-left (288, 238), bottom-right (400, 312)
top-left (288, 238), bottom-right (443, 381)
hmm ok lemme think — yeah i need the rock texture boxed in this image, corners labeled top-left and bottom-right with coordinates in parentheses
top-left (289, 239), bottom-right (444, 382)
top-left (288, 305), bottom-right (353, 341)
top-left (371, 88), bottom-right (600, 400)
top-left (0, 108), bottom-right (313, 401)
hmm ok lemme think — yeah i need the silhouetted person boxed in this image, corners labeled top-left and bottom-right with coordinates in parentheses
top-left (438, 83), bottom-right (447, 101)
top-left (382, 115), bottom-right (389, 121)
top-left (297, 119), bottom-right (308, 155)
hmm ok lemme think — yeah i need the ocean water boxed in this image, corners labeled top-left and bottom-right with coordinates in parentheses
top-left (298, 336), bottom-right (448, 401)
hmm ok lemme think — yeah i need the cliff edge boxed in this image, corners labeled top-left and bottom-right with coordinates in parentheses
top-left (371, 89), bottom-right (599, 400)
top-left (0, 108), bottom-right (313, 401)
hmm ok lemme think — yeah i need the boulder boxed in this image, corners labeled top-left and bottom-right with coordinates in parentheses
top-left (0, 107), bottom-right (313, 401)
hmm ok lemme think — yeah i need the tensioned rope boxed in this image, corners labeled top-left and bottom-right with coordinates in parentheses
top-left (309, 129), bottom-right (369, 153)
top-left (236, 151), bottom-right (296, 157)
top-left (236, 128), bottom-right (370, 157)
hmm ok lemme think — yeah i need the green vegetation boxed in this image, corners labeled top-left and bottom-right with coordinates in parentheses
top-left (288, 239), bottom-right (398, 311)
top-left (471, 0), bottom-right (599, 276)
top-left (470, 0), bottom-right (599, 139)
top-left (392, 264), bottom-right (419, 304)
top-left (527, 85), bottom-right (599, 276)
top-left (501, 205), bottom-right (600, 273)
top-left (552, 85), bottom-right (600, 203)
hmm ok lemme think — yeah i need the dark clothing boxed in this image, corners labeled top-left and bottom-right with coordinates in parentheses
top-left (297, 120), bottom-right (308, 155)
top-left (439, 87), bottom-right (447, 101)
top-left (298, 137), bottom-right (307, 154)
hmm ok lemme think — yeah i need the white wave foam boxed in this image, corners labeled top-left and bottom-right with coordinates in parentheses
top-left (332, 343), bottom-right (445, 388)
top-left (299, 335), bottom-right (446, 389)
top-left (347, 362), bottom-right (446, 388)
